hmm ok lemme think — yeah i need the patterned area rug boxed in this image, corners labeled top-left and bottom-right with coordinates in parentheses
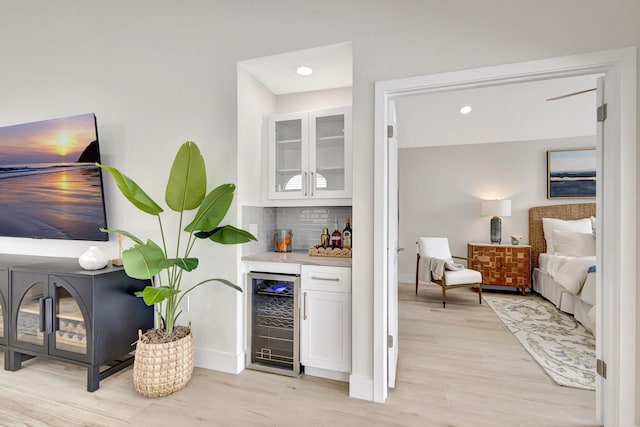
top-left (485, 296), bottom-right (595, 390)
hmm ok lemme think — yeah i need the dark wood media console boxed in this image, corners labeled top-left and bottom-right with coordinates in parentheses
top-left (0, 254), bottom-right (153, 391)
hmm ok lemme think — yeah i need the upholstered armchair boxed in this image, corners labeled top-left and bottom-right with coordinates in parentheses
top-left (415, 237), bottom-right (483, 308)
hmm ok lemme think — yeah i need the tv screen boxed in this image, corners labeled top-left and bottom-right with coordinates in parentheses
top-left (0, 113), bottom-right (108, 241)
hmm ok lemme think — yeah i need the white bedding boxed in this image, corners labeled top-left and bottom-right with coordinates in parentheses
top-left (535, 253), bottom-right (596, 333)
top-left (538, 253), bottom-right (570, 277)
top-left (554, 255), bottom-right (596, 295)
top-left (538, 253), bottom-right (595, 295)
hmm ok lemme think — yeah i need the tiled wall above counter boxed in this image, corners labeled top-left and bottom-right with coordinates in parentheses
top-left (242, 206), bottom-right (352, 255)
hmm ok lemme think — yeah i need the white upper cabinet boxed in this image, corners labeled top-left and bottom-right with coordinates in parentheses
top-left (268, 106), bottom-right (352, 202)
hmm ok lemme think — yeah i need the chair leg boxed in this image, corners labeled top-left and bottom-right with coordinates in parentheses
top-left (478, 285), bottom-right (482, 304)
top-left (415, 254), bottom-right (420, 295)
top-left (442, 287), bottom-right (446, 308)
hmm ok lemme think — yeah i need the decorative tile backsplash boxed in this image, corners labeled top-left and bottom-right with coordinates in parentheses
top-left (242, 206), bottom-right (352, 254)
top-left (242, 206), bottom-right (276, 255)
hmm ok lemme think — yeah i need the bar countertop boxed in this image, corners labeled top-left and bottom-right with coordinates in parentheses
top-left (242, 250), bottom-right (352, 268)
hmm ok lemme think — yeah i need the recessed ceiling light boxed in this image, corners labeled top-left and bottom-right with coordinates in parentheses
top-left (460, 106), bottom-right (472, 114)
top-left (296, 66), bottom-right (313, 76)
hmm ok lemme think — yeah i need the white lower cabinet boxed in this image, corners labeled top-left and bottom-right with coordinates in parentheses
top-left (300, 265), bottom-right (351, 379)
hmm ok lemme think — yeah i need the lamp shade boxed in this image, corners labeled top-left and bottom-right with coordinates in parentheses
top-left (482, 199), bottom-right (511, 217)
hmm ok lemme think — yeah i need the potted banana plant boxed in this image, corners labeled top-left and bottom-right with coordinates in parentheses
top-left (98, 141), bottom-right (255, 397)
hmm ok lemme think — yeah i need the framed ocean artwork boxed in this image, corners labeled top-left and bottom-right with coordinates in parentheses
top-left (0, 113), bottom-right (108, 240)
top-left (547, 148), bottom-right (596, 199)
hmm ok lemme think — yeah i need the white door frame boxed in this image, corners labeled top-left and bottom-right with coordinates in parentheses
top-left (373, 48), bottom-right (636, 425)
top-left (387, 99), bottom-right (399, 389)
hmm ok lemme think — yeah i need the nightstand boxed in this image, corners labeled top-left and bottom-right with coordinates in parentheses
top-left (467, 243), bottom-right (532, 295)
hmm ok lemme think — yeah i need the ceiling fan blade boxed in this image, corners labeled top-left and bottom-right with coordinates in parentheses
top-left (545, 88), bottom-right (596, 101)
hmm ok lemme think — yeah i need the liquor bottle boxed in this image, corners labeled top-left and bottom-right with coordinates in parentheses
top-left (342, 217), bottom-right (352, 249)
top-left (321, 228), bottom-right (330, 248)
top-left (331, 220), bottom-right (342, 249)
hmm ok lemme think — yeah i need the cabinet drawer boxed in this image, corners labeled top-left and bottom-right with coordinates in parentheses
top-left (301, 265), bottom-right (351, 293)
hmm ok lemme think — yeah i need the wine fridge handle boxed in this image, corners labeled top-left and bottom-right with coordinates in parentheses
top-left (303, 292), bottom-right (308, 320)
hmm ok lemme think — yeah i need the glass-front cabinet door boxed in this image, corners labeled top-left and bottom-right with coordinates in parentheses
top-left (0, 300), bottom-right (4, 343)
top-left (10, 271), bottom-right (90, 361)
top-left (309, 107), bottom-right (352, 198)
top-left (0, 269), bottom-right (7, 345)
top-left (11, 271), bottom-right (47, 350)
top-left (53, 282), bottom-right (87, 355)
top-left (268, 107), bottom-right (352, 201)
top-left (268, 113), bottom-right (308, 199)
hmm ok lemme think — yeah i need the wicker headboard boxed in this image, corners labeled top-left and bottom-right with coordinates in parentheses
top-left (528, 203), bottom-right (596, 268)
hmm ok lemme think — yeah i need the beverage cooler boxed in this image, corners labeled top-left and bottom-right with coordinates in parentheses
top-left (247, 272), bottom-right (300, 377)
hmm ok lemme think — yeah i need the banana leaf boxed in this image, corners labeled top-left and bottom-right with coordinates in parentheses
top-left (122, 240), bottom-right (167, 280)
top-left (184, 184), bottom-right (234, 232)
top-left (165, 141), bottom-right (206, 212)
top-left (97, 163), bottom-right (163, 215)
top-left (135, 286), bottom-right (180, 306)
top-left (195, 225), bottom-right (257, 244)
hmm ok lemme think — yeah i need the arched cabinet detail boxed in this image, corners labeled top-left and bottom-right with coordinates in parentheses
top-left (1, 255), bottom-right (153, 391)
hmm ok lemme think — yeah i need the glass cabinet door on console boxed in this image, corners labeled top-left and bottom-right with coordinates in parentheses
top-left (10, 272), bottom-right (90, 363)
top-left (52, 277), bottom-right (88, 357)
top-left (12, 272), bottom-right (46, 349)
top-left (0, 268), bottom-right (8, 347)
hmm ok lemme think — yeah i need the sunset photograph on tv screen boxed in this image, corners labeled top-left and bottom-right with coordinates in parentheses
top-left (0, 113), bottom-right (108, 241)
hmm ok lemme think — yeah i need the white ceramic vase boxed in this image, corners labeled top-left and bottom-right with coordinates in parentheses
top-left (79, 246), bottom-right (109, 270)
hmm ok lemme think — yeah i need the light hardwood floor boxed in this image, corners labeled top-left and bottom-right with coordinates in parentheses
top-left (0, 282), bottom-right (600, 426)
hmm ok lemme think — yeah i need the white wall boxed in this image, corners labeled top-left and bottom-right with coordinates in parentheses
top-left (276, 87), bottom-right (352, 113)
top-left (237, 67), bottom-right (276, 207)
top-left (0, 0), bottom-right (637, 408)
top-left (398, 136), bottom-right (595, 281)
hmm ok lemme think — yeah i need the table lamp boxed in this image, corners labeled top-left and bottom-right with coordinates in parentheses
top-left (482, 199), bottom-right (511, 244)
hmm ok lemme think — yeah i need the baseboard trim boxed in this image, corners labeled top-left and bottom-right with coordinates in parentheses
top-left (398, 273), bottom-right (414, 284)
top-left (194, 348), bottom-right (245, 374)
top-left (349, 374), bottom-right (374, 401)
top-left (304, 366), bottom-right (349, 382)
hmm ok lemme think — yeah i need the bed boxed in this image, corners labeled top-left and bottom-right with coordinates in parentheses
top-left (529, 203), bottom-right (596, 333)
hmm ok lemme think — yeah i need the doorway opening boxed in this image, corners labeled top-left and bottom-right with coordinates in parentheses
top-left (392, 73), bottom-right (600, 424)
top-left (373, 48), bottom-right (637, 427)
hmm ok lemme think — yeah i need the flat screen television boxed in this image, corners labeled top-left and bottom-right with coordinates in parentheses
top-left (0, 113), bottom-right (108, 241)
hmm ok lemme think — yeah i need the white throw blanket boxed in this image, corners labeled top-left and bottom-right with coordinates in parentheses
top-left (555, 255), bottom-right (596, 295)
top-left (420, 256), bottom-right (465, 281)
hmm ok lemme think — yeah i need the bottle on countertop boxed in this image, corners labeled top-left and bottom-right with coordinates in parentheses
top-left (321, 228), bottom-right (330, 248)
top-left (342, 217), bottom-right (352, 249)
top-left (331, 220), bottom-right (342, 249)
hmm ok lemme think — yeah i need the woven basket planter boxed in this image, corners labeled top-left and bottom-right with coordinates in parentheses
top-left (133, 327), bottom-right (194, 398)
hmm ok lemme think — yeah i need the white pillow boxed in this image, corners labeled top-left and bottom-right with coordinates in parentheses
top-left (542, 217), bottom-right (593, 254)
top-left (551, 230), bottom-right (596, 257)
top-left (590, 216), bottom-right (596, 234)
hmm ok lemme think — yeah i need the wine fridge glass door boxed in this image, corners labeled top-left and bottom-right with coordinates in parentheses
top-left (248, 272), bottom-right (300, 377)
